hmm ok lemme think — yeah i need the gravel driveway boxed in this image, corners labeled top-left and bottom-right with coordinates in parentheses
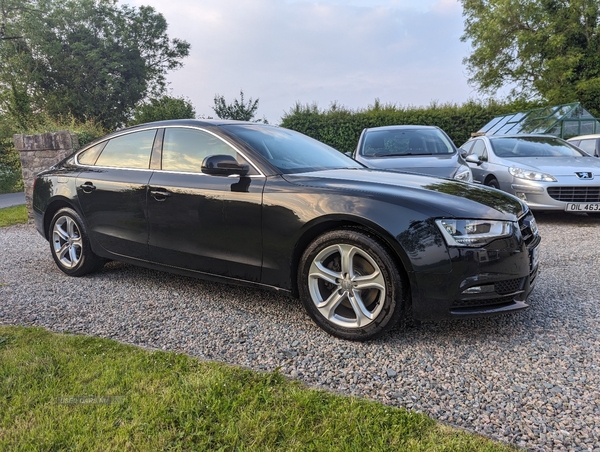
top-left (1, 213), bottom-right (599, 451)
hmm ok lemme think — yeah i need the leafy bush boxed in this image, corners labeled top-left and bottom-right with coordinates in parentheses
top-left (281, 99), bottom-right (541, 153)
top-left (0, 138), bottom-right (23, 194)
top-left (128, 95), bottom-right (196, 126)
top-left (18, 114), bottom-right (107, 147)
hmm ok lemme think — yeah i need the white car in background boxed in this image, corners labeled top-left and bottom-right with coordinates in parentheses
top-left (567, 134), bottom-right (600, 157)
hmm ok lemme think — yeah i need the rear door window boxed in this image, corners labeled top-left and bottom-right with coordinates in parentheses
top-left (94, 130), bottom-right (157, 169)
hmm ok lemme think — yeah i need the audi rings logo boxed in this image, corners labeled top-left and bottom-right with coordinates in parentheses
top-left (575, 172), bottom-right (593, 179)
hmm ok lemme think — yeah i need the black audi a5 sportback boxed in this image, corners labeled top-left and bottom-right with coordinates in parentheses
top-left (33, 120), bottom-right (541, 341)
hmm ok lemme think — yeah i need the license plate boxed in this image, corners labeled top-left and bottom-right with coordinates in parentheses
top-left (565, 203), bottom-right (600, 212)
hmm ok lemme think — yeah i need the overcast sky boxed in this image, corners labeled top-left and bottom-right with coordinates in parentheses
top-left (120, 0), bottom-right (480, 124)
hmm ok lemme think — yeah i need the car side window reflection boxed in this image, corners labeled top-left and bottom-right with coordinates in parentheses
top-left (161, 128), bottom-right (257, 175)
top-left (94, 130), bottom-right (156, 169)
top-left (470, 140), bottom-right (488, 161)
top-left (77, 142), bottom-right (106, 166)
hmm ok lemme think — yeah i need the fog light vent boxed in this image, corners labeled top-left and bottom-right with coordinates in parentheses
top-left (462, 285), bottom-right (495, 295)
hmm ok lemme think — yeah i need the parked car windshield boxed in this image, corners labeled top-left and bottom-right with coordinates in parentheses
top-left (359, 128), bottom-right (455, 157)
top-left (222, 124), bottom-right (362, 174)
top-left (490, 136), bottom-right (587, 158)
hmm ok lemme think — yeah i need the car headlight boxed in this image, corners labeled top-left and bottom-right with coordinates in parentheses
top-left (454, 165), bottom-right (473, 183)
top-left (509, 166), bottom-right (557, 182)
top-left (435, 219), bottom-right (514, 247)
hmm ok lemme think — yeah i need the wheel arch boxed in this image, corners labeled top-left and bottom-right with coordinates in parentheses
top-left (483, 174), bottom-right (499, 185)
top-left (42, 197), bottom-right (82, 240)
top-left (290, 216), bottom-right (413, 300)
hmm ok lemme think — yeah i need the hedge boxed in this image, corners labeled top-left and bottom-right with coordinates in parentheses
top-left (280, 99), bottom-right (542, 153)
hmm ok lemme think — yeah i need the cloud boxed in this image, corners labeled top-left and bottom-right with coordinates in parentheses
top-left (120, 0), bottom-right (474, 123)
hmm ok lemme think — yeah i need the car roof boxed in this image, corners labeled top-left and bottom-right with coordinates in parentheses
top-left (363, 125), bottom-right (439, 132)
top-left (466, 134), bottom-right (568, 143)
top-left (77, 119), bottom-right (268, 151)
top-left (567, 134), bottom-right (600, 140)
top-left (124, 118), bottom-right (259, 131)
top-left (486, 134), bottom-right (558, 139)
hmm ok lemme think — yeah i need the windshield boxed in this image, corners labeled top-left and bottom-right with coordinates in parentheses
top-left (490, 136), bottom-right (587, 158)
top-left (221, 124), bottom-right (362, 174)
top-left (359, 128), bottom-right (456, 157)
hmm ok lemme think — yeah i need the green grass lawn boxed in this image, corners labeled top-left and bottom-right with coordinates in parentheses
top-left (0, 326), bottom-right (514, 451)
top-left (0, 204), bottom-right (28, 227)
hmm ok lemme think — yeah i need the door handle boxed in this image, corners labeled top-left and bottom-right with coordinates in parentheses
top-left (80, 182), bottom-right (96, 193)
top-left (150, 189), bottom-right (171, 201)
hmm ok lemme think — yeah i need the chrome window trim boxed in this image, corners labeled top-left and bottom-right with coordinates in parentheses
top-left (74, 124), bottom-right (266, 177)
top-left (150, 169), bottom-right (265, 179)
top-left (75, 166), bottom-right (154, 173)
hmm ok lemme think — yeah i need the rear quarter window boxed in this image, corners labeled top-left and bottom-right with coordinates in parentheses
top-left (77, 142), bottom-right (106, 166)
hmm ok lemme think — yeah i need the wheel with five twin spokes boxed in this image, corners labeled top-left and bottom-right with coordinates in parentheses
top-left (298, 229), bottom-right (404, 341)
top-left (49, 207), bottom-right (104, 276)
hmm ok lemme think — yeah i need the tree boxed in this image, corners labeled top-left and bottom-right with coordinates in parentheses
top-left (129, 95), bottom-right (196, 126)
top-left (460, 0), bottom-right (600, 117)
top-left (212, 90), bottom-right (266, 122)
top-left (0, 0), bottom-right (190, 130)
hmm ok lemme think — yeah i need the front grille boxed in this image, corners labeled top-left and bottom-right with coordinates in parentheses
top-left (452, 295), bottom-right (515, 309)
top-left (495, 278), bottom-right (524, 295)
top-left (518, 211), bottom-right (537, 246)
top-left (547, 186), bottom-right (600, 202)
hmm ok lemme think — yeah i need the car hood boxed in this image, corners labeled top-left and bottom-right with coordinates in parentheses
top-left (283, 168), bottom-right (525, 220)
top-left (358, 154), bottom-right (459, 178)
top-left (503, 156), bottom-right (600, 175)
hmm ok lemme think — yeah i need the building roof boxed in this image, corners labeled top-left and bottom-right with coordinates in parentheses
top-left (477, 103), bottom-right (600, 139)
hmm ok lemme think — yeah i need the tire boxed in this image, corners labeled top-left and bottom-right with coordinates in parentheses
top-left (49, 207), bottom-right (105, 276)
top-left (298, 229), bottom-right (404, 341)
top-left (485, 178), bottom-right (500, 189)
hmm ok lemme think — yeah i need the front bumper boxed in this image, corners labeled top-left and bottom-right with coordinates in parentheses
top-left (410, 213), bottom-right (541, 320)
top-left (507, 180), bottom-right (600, 211)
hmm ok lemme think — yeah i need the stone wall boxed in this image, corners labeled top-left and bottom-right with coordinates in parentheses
top-left (13, 131), bottom-right (79, 218)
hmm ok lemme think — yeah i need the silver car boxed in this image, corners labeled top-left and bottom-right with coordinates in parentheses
top-left (460, 134), bottom-right (600, 215)
top-left (352, 125), bottom-right (473, 182)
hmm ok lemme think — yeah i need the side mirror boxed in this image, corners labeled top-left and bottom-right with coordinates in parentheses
top-left (202, 154), bottom-right (249, 176)
top-left (465, 154), bottom-right (483, 166)
top-left (345, 151), bottom-right (354, 158)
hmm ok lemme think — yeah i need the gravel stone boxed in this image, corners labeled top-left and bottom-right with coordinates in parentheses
top-left (1, 211), bottom-right (600, 450)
